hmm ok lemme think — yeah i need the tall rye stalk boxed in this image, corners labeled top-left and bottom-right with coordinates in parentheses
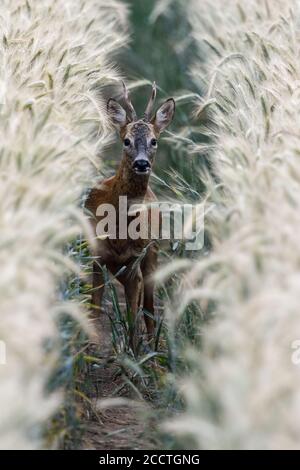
top-left (0, 0), bottom-right (127, 449)
top-left (163, 0), bottom-right (300, 449)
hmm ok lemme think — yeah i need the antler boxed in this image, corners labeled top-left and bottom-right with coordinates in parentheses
top-left (122, 81), bottom-right (137, 122)
top-left (144, 82), bottom-right (157, 122)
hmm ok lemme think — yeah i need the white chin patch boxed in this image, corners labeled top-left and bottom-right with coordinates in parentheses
top-left (134, 169), bottom-right (150, 175)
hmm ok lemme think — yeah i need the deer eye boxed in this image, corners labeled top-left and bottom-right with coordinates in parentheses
top-left (151, 138), bottom-right (157, 147)
top-left (123, 138), bottom-right (131, 147)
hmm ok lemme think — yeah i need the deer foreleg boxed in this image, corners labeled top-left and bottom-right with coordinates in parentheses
top-left (141, 244), bottom-right (158, 339)
top-left (143, 276), bottom-right (155, 338)
top-left (91, 260), bottom-right (104, 317)
top-left (123, 268), bottom-right (143, 351)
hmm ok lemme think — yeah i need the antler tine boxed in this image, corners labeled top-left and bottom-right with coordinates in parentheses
top-left (122, 80), bottom-right (137, 122)
top-left (144, 81), bottom-right (157, 122)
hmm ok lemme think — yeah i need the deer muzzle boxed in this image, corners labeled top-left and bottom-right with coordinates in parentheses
top-left (133, 158), bottom-right (151, 174)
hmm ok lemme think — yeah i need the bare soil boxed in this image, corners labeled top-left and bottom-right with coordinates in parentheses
top-left (80, 293), bottom-right (155, 450)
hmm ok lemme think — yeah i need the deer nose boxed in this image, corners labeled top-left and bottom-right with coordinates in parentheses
top-left (133, 159), bottom-right (151, 173)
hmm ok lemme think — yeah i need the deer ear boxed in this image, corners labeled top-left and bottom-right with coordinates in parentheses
top-left (107, 99), bottom-right (127, 129)
top-left (152, 98), bottom-right (175, 133)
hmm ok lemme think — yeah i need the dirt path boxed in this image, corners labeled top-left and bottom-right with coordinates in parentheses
top-left (80, 295), bottom-right (155, 450)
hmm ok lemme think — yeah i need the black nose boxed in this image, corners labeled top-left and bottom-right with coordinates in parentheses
top-left (133, 159), bottom-right (151, 172)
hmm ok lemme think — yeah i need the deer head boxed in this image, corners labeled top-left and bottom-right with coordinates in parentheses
top-left (107, 82), bottom-right (175, 175)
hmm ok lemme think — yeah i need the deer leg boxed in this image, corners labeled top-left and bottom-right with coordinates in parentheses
top-left (141, 244), bottom-right (158, 340)
top-left (122, 267), bottom-right (143, 351)
top-left (143, 275), bottom-right (155, 338)
top-left (91, 260), bottom-right (104, 317)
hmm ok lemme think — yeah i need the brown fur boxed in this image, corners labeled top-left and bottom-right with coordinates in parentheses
top-left (85, 90), bottom-right (175, 349)
top-left (85, 153), bottom-right (158, 348)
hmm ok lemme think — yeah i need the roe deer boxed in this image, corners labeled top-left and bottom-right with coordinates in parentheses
top-left (85, 82), bottom-right (175, 349)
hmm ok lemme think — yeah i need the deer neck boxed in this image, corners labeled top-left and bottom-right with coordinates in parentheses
top-left (113, 153), bottom-right (150, 203)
